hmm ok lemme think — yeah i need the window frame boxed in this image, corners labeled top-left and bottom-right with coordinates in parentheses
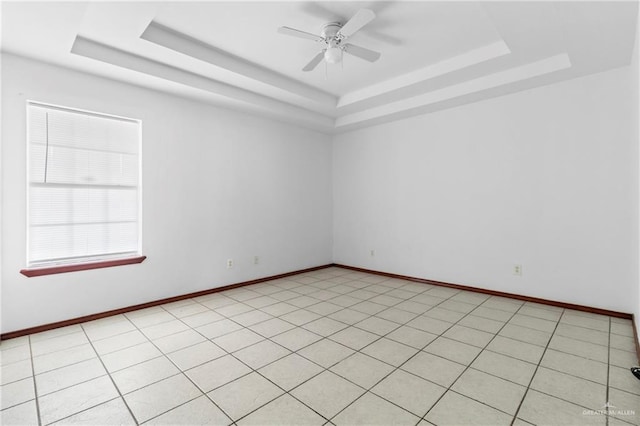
top-left (21, 100), bottom-right (144, 277)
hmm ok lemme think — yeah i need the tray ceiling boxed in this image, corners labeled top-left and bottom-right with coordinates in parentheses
top-left (1, 1), bottom-right (637, 133)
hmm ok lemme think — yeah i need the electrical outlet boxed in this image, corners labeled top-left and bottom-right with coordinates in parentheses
top-left (513, 264), bottom-right (522, 276)
top-left (254, 256), bottom-right (259, 265)
top-left (227, 259), bottom-right (234, 269)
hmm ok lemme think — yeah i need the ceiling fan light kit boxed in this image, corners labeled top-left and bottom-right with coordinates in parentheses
top-left (278, 9), bottom-right (381, 72)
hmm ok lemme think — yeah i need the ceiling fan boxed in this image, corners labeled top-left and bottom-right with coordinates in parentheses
top-left (278, 9), bottom-right (381, 72)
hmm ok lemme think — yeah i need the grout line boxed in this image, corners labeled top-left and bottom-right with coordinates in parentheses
top-left (27, 336), bottom-right (43, 426)
top-left (605, 317), bottom-right (611, 426)
top-left (12, 269), bottom-right (634, 426)
top-left (510, 307), bottom-right (565, 424)
top-left (77, 325), bottom-right (139, 426)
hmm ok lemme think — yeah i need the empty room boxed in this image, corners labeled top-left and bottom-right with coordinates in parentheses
top-left (1, 1), bottom-right (639, 425)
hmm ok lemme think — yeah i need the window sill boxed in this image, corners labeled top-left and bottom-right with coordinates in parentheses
top-left (20, 256), bottom-right (147, 277)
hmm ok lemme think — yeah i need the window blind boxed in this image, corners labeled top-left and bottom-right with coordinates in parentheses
top-left (27, 102), bottom-right (141, 267)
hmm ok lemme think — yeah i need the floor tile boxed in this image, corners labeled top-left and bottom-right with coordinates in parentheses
top-left (124, 374), bottom-right (202, 423)
top-left (51, 397), bottom-right (135, 425)
top-left (437, 299), bottom-right (476, 314)
top-left (610, 347), bottom-right (639, 369)
top-left (406, 316), bottom-right (452, 335)
top-left (330, 353), bottom-right (394, 389)
top-left (153, 329), bottom-right (206, 353)
top-left (471, 306), bottom-right (514, 322)
top-left (386, 325), bottom-right (437, 349)
top-left (292, 371), bottom-right (365, 418)
top-left (92, 330), bottom-right (148, 356)
top-left (298, 339), bottom-right (355, 368)
top-left (213, 328), bottom-right (264, 352)
top-left (32, 344), bottom-right (96, 374)
top-left (82, 319), bottom-right (137, 342)
top-left (1, 359), bottom-right (32, 386)
top-left (259, 353), bottom-right (323, 391)
top-left (186, 354), bottom-right (251, 392)
top-left (112, 356), bottom-right (179, 394)
top-left (1, 377), bottom-right (35, 410)
top-left (280, 310), bottom-right (322, 326)
top-left (394, 300), bottom-right (432, 315)
top-left (328, 309), bottom-right (369, 325)
top-left (422, 306), bottom-right (466, 323)
top-left (607, 388), bottom-right (640, 424)
top-left (31, 332), bottom-right (89, 357)
top-left (548, 334), bottom-right (608, 363)
top-left (401, 352), bottom-right (465, 387)
top-left (471, 350), bottom-right (537, 386)
top-left (610, 365), bottom-right (640, 396)
top-left (332, 392), bottom-right (419, 426)
top-left (518, 390), bottom-right (605, 425)
top-left (498, 324), bottom-right (552, 347)
top-left (244, 296), bottom-right (279, 309)
top-left (230, 310), bottom-right (273, 327)
top-left (0, 344), bottom-right (31, 366)
top-left (611, 321), bottom-right (634, 337)
top-left (486, 336), bottom-right (545, 364)
top-left (329, 295), bottom-right (361, 308)
top-left (442, 324), bottom-right (494, 348)
top-left (531, 367), bottom-right (606, 409)
top-left (180, 310), bottom-right (224, 328)
top-left (424, 337), bottom-right (481, 365)
top-left (509, 313), bottom-right (557, 333)
top-left (234, 340), bottom-right (291, 369)
top-left (354, 316), bottom-right (399, 336)
top-left (560, 313), bottom-right (609, 332)
top-left (162, 300), bottom-right (208, 318)
top-left (452, 368), bottom-right (526, 414)
top-left (100, 342), bottom-right (162, 373)
top-left (329, 327), bottom-right (379, 351)
top-left (540, 349), bottom-right (608, 384)
top-left (425, 391), bottom-right (512, 426)
top-left (166, 341), bottom-right (226, 371)
top-left (39, 376), bottom-right (118, 425)
top-left (140, 320), bottom-right (190, 340)
top-left (481, 297), bottom-right (523, 313)
top-left (36, 357), bottom-right (106, 396)
top-left (215, 303), bottom-right (254, 318)
top-left (259, 302), bottom-right (299, 317)
top-left (303, 317), bottom-right (348, 337)
top-left (237, 394), bottom-right (326, 426)
top-left (555, 323), bottom-right (609, 346)
top-left (375, 308), bottom-right (418, 325)
top-left (306, 302), bottom-right (344, 316)
top-left (458, 314), bottom-right (504, 333)
top-left (610, 334), bottom-right (638, 353)
top-left (271, 327), bottom-right (322, 351)
top-left (361, 337), bottom-right (418, 367)
top-left (371, 369), bottom-right (446, 417)
top-left (127, 310), bottom-right (174, 329)
top-left (249, 317), bottom-right (296, 337)
top-left (209, 372), bottom-right (284, 421)
top-left (1, 400), bottom-right (38, 426)
top-left (146, 395), bottom-right (231, 425)
top-left (368, 294), bottom-right (404, 307)
top-left (518, 305), bottom-right (563, 322)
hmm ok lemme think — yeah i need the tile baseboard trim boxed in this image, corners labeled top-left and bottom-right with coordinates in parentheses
top-left (0, 263), bottom-right (333, 341)
top-left (336, 264), bottom-right (640, 366)
top-left (334, 264), bottom-right (633, 319)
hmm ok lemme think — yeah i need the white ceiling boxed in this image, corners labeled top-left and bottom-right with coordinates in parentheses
top-left (1, 1), bottom-right (638, 133)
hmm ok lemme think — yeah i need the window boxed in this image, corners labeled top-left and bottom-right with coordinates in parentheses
top-left (24, 101), bottom-right (143, 274)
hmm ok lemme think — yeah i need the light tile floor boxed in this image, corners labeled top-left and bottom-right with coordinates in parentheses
top-left (2, 267), bottom-right (640, 425)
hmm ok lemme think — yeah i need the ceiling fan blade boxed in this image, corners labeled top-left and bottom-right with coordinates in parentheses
top-left (302, 51), bottom-right (325, 72)
top-left (338, 9), bottom-right (375, 38)
top-left (343, 43), bottom-right (381, 62)
top-left (277, 26), bottom-right (324, 42)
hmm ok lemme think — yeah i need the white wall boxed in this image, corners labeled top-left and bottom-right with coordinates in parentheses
top-left (1, 54), bottom-right (333, 333)
top-left (334, 64), bottom-right (639, 314)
